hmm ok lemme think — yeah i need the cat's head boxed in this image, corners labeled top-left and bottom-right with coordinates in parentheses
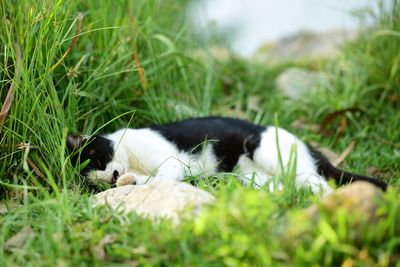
top-left (67, 133), bottom-right (123, 183)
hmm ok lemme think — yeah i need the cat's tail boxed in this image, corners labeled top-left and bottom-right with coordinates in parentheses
top-left (307, 145), bottom-right (387, 191)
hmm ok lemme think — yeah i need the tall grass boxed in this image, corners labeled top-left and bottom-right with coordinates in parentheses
top-left (0, 0), bottom-right (203, 192)
top-left (298, 0), bottom-right (400, 119)
top-left (354, 0), bottom-right (400, 102)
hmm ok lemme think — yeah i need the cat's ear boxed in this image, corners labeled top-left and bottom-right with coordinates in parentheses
top-left (67, 133), bottom-right (88, 150)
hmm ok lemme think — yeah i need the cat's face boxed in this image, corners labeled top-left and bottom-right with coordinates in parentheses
top-left (67, 134), bottom-right (123, 183)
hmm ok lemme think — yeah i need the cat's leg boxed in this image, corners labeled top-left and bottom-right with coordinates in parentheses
top-left (253, 127), bottom-right (332, 195)
top-left (122, 157), bottom-right (187, 185)
top-left (237, 155), bottom-right (283, 191)
top-left (115, 172), bottom-right (158, 187)
top-left (295, 172), bottom-right (332, 195)
top-left (124, 168), bottom-right (183, 186)
top-left (88, 161), bottom-right (128, 184)
top-left (88, 169), bottom-right (138, 186)
top-left (239, 172), bottom-right (283, 192)
top-left (147, 162), bottom-right (186, 184)
top-left (114, 153), bottom-right (187, 186)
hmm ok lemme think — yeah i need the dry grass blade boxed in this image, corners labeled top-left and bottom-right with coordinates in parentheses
top-left (332, 141), bottom-right (356, 167)
top-left (310, 141), bottom-right (355, 167)
top-left (15, 143), bottom-right (38, 149)
top-left (27, 159), bottom-right (49, 184)
top-left (0, 143), bottom-right (38, 150)
top-left (0, 44), bottom-right (22, 135)
top-left (133, 49), bottom-right (148, 90)
top-left (128, 2), bottom-right (147, 90)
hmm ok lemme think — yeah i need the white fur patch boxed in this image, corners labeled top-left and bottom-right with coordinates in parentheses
top-left (252, 127), bottom-right (331, 194)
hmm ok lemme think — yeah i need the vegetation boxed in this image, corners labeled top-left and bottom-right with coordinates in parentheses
top-left (0, 0), bottom-right (399, 265)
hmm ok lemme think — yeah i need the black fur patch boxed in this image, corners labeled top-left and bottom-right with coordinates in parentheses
top-left (68, 135), bottom-right (114, 176)
top-left (150, 116), bottom-right (265, 172)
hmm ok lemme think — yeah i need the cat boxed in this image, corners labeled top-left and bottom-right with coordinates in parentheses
top-left (67, 116), bottom-right (387, 194)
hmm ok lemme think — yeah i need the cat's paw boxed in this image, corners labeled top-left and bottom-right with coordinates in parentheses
top-left (116, 173), bottom-right (137, 187)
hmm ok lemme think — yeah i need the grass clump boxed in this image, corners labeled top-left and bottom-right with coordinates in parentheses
top-left (1, 182), bottom-right (399, 266)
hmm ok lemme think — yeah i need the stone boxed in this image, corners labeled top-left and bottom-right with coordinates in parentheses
top-left (256, 29), bottom-right (357, 62)
top-left (4, 226), bottom-right (34, 250)
top-left (276, 67), bottom-right (328, 99)
top-left (92, 180), bottom-right (215, 223)
top-left (305, 181), bottom-right (383, 222)
top-left (283, 181), bottom-right (388, 258)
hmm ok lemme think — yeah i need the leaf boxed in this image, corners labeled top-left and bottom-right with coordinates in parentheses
top-left (4, 226), bottom-right (34, 250)
top-left (332, 141), bottom-right (355, 167)
top-left (310, 141), bottom-right (355, 167)
top-left (318, 220), bottom-right (338, 245)
top-left (319, 107), bottom-right (364, 136)
top-left (153, 34), bottom-right (176, 56)
top-left (78, 159), bottom-right (91, 172)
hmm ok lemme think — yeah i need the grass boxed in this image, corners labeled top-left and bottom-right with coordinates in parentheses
top-left (0, 0), bottom-right (399, 266)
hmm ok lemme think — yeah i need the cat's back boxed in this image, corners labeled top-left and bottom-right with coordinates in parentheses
top-left (150, 116), bottom-right (265, 151)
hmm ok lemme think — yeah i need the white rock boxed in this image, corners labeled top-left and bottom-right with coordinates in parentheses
top-left (92, 180), bottom-right (215, 223)
top-left (276, 67), bottom-right (328, 99)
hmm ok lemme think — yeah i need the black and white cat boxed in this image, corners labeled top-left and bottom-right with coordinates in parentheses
top-left (67, 116), bottom-right (387, 195)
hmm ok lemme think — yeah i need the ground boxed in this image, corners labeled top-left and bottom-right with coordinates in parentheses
top-left (0, 0), bottom-right (399, 266)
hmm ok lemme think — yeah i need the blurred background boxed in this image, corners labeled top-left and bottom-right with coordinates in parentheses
top-left (188, 0), bottom-right (382, 57)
